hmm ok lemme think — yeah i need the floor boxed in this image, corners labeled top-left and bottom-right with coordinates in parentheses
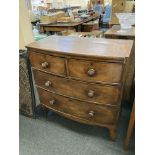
top-left (19, 105), bottom-right (135, 155)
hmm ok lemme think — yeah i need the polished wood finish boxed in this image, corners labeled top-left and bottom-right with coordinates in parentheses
top-left (37, 87), bottom-right (119, 125)
top-left (27, 36), bottom-right (133, 141)
top-left (104, 25), bottom-right (135, 103)
top-left (68, 58), bottom-right (123, 83)
top-left (26, 36), bottom-right (133, 59)
top-left (29, 52), bottom-right (66, 76)
top-left (33, 70), bottom-right (121, 106)
top-left (124, 100), bottom-right (135, 150)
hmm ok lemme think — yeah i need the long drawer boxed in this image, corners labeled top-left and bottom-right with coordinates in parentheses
top-left (37, 87), bottom-right (119, 125)
top-left (68, 59), bottom-right (123, 83)
top-left (29, 52), bottom-right (66, 76)
top-left (33, 70), bottom-right (121, 106)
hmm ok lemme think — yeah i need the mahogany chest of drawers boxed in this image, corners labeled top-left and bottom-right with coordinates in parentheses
top-left (27, 36), bottom-right (133, 141)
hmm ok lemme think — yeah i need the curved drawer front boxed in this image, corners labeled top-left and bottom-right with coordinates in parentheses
top-left (37, 87), bottom-right (119, 125)
top-left (68, 59), bottom-right (123, 83)
top-left (33, 70), bottom-right (121, 106)
top-left (29, 52), bottom-right (66, 76)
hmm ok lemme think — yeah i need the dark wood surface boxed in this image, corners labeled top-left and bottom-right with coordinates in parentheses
top-left (26, 36), bottom-right (133, 59)
top-left (27, 36), bottom-right (133, 141)
top-left (124, 100), bottom-right (135, 150)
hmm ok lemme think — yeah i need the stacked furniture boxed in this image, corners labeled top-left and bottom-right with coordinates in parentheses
top-left (27, 36), bottom-right (133, 140)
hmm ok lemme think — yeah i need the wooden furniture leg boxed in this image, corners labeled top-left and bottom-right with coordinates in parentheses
top-left (108, 127), bottom-right (117, 141)
top-left (42, 105), bottom-right (48, 119)
top-left (124, 100), bottom-right (135, 150)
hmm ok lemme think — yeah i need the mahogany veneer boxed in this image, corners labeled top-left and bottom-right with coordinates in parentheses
top-left (27, 36), bottom-right (133, 141)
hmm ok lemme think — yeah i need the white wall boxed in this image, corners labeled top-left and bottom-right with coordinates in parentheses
top-left (19, 0), bottom-right (34, 49)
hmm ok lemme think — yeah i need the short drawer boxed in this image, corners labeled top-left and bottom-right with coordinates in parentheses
top-left (33, 70), bottom-right (121, 106)
top-left (68, 59), bottom-right (123, 83)
top-left (37, 87), bottom-right (119, 125)
top-left (29, 52), bottom-right (66, 76)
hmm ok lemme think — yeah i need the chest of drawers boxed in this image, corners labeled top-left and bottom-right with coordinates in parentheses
top-left (27, 36), bottom-right (133, 141)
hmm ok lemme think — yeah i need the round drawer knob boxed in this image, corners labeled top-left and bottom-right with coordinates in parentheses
top-left (49, 99), bottom-right (56, 105)
top-left (45, 81), bottom-right (52, 87)
top-left (87, 90), bottom-right (95, 97)
top-left (87, 68), bottom-right (96, 76)
top-left (41, 62), bottom-right (48, 68)
top-left (88, 110), bottom-right (94, 117)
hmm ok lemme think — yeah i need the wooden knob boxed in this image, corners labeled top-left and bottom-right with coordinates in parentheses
top-left (87, 68), bottom-right (96, 76)
top-left (49, 99), bottom-right (56, 105)
top-left (87, 90), bottom-right (94, 97)
top-left (88, 111), bottom-right (94, 117)
top-left (41, 62), bottom-right (48, 68)
top-left (45, 81), bottom-right (51, 87)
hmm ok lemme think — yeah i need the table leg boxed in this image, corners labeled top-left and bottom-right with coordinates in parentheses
top-left (124, 100), bottom-right (135, 150)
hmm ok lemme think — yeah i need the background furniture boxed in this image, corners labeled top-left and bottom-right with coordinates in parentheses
top-left (109, 0), bottom-right (135, 27)
top-left (124, 99), bottom-right (135, 150)
top-left (27, 36), bottom-right (133, 141)
top-left (39, 13), bottom-right (100, 33)
top-left (19, 50), bottom-right (36, 117)
top-left (104, 25), bottom-right (135, 39)
top-left (66, 30), bottom-right (104, 37)
top-left (81, 20), bottom-right (99, 32)
top-left (104, 25), bottom-right (135, 104)
top-left (109, 0), bottom-right (126, 27)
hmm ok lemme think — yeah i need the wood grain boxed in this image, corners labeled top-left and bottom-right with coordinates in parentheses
top-left (27, 36), bottom-right (133, 140)
top-left (33, 70), bottom-right (121, 106)
top-left (37, 87), bottom-right (120, 125)
top-left (68, 58), bottom-right (123, 83)
top-left (29, 52), bottom-right (66, 76)
top-left (104, 25), bottom-right (135, 103)
top-left (26, 36), bottom-right (133, 59)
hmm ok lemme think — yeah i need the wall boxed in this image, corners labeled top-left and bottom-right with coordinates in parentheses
top-left (19, 0), bottom-right (34, 50)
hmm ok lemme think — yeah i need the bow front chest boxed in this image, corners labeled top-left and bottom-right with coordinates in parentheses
top-left (27, 36), bottom-right (133, 140)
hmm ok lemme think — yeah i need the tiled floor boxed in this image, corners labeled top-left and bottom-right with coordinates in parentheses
top-left (19, 106), bottom-right (134, 155)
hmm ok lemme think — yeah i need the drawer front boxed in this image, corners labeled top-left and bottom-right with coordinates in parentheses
top-left (68, 59), bottom-right (123, 83)
top-left (29, 52), bottom-right (66, 76)
top-left (37, 88), bottom-right (119, 125)
top-left (33, 70), bottom-right (121, 106)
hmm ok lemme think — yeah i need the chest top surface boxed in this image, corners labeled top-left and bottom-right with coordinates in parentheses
top-left (104, 25), bottom-right (135, 38)
top-left (26, 36), bottom-right (133, 59)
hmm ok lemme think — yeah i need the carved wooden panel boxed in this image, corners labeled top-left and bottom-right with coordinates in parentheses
top-left (19, 51), bottom-right (35, 117)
